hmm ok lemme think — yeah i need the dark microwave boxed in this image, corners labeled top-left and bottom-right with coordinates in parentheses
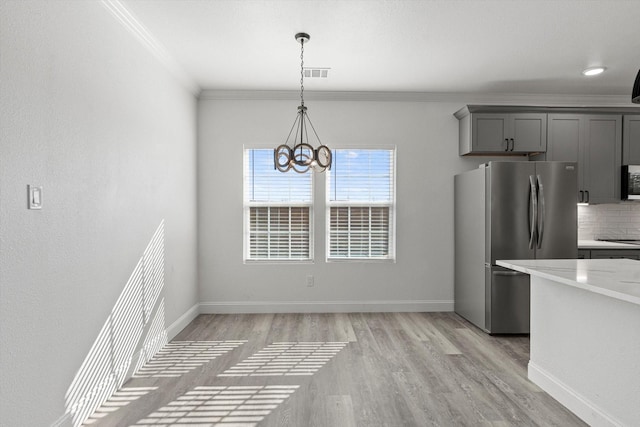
top-left (622, 165), bottom-right (640, 200)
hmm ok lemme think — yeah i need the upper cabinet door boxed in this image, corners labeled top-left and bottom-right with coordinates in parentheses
top-left (510, 113), bottom-right (547, 153)
top-left (546, 114), bottom-right (622, 204)
top-left (623, 115), bottom-right (640, 164)
top-left (583, 115), bottom-right (622, 204)
top-left (547, 114), bottom-right (582, 199)
top-left (472, 114), bottom-right (509, 152)
top-left (547, 114), bottom-right (581, 162)
top-left (469, 113), bottom-right (546, 154)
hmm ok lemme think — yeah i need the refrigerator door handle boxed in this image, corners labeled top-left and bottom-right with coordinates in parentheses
top-left (529, 175), bottom-right (537, 249)
top-left (537, 174), bottom-right (545, 249)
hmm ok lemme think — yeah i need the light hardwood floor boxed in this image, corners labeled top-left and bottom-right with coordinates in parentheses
top-left (85, 312), bottom-right (586, 426)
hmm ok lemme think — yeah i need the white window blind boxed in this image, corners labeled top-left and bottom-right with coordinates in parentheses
top-left (244, 149), bottom-right (313, 261)
top-left (327, 148), bottom-right (396, 260)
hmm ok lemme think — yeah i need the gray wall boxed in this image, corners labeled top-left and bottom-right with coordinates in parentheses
top-left (0, 2), bottom-right (198, 425)
top-left (197, 94), bottom-right (502, 312)
top-left (198, 92), bottom-right (630, 312)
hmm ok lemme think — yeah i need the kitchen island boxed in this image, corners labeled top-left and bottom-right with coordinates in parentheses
top-left (497, 259), bottom-right (640, 427)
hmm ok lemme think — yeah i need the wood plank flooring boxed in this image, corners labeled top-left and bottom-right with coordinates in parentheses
top-left (84, 312), bottom-right (586, 427)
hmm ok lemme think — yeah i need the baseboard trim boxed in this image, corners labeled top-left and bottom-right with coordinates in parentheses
top-left (51, 303), bottom-right (200, 427)
top-left (166, 303), bottom-right (200, 340)
top-left (528, 361), bottom-right (623, 427)
top-left (199, 300), bottom-right (453, 314)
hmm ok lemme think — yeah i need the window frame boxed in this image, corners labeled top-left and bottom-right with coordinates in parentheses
top-left (243, 146), bottom-right (314, 264)
top-left (325, 146), bottom-right (397, 263)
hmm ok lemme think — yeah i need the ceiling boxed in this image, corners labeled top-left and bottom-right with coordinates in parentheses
top-left (122, 0), bottom-right (640, 96)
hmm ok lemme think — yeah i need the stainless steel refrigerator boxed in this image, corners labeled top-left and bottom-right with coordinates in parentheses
top-left (454, 161), bottom-right (577, 334)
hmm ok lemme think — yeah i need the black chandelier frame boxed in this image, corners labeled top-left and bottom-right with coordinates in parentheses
top-left (274, 33), bottom-right (332, 173)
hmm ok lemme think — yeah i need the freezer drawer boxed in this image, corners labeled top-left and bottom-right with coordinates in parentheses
top-left (486, 268), bottom-right (530, 334)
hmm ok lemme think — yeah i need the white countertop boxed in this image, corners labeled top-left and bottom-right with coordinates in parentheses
top-left (578, 239), bottom-right (640, 249)
top-left (497, 259), bottom-right (640, 306)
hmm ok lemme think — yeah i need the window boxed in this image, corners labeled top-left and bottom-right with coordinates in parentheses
top-left (243, 148), bottom-right (313, 261)
top-left (327, 148), bottom-right (396, 260)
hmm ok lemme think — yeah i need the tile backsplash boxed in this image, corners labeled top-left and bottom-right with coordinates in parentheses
top-left (578, 203), bottom-right (640, 240)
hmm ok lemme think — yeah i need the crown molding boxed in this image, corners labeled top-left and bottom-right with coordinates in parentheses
top-left (198, 89), bottom-right (635, 107)
top-left (100, 0), bottom-right (199, 95)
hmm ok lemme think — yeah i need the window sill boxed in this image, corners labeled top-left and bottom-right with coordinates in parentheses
top-left (244, 259), bottom-right (315, 265)
top-left (326, 257), bottom-right (396, 264)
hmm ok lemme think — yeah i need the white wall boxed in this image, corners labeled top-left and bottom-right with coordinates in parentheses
top-left (197, 94), bottom-right (505, 312)
top-left (0, 2), bottom-right (198, 426)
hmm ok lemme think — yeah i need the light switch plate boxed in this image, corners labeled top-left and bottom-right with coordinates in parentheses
top-left (28, 185), bottom-right (43, 209)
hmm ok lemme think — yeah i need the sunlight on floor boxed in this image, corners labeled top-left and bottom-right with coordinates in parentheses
top-left (218, 342), bottom-right (348, 377)
top-left (83, 387), bottom-right (158, 424)
top-left (86, 341), bottom-right (349, 425)
top-left (130, 385), bottom-right (299, 426)
top-left (134, 340), bottom-right (247, 378)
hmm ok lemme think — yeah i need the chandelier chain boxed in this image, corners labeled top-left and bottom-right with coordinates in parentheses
top-left (274, 32), bottom-right (331, 173)
top-left (300, 39), bottom-right (304, 106)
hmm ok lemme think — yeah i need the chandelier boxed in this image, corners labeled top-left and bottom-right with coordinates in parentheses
top-left (274, 32), bottom-right (332, 173)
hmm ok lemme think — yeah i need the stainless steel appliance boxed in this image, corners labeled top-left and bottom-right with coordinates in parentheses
top-left (454, 161), bottom-right (578, 334)
top-left (621, 165), bottom-right (640, 200)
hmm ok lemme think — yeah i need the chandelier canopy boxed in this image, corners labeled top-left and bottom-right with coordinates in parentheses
top-left (274, 33), bottom-right (331, 173)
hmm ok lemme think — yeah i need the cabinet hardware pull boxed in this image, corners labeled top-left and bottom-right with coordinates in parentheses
top-left (510, 138), bottom-right (515, 151)
top-left (579, 190), bottom-right (584, 203)
top-left (504, 138), bottom-right (509, 151)
top-left (585, 190), bottom-right (590, 203)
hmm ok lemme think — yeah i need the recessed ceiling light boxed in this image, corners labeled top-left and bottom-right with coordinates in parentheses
top-left (582, 67), bottom-right (606, 76)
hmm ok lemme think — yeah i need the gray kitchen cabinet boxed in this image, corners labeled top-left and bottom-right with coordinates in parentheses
top-left (588, 249), bottom-right (640, 260)
top-left (456, 109), bottom-right (547, 155)
top-left (583, 115), bottom-right (622, 204)
top-left (623, 115), bottom-right (640, 164)
top-left (545, 114), bottom-right (622, 204)
top-left (577, 249), bottom-right (591, 259)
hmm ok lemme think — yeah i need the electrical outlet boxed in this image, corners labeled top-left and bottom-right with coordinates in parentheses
top-left (306, 275), bottom-right (314, 287)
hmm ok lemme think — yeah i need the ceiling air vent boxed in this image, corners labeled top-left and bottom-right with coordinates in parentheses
top-left (303, 67), bottom-right (330, 78)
